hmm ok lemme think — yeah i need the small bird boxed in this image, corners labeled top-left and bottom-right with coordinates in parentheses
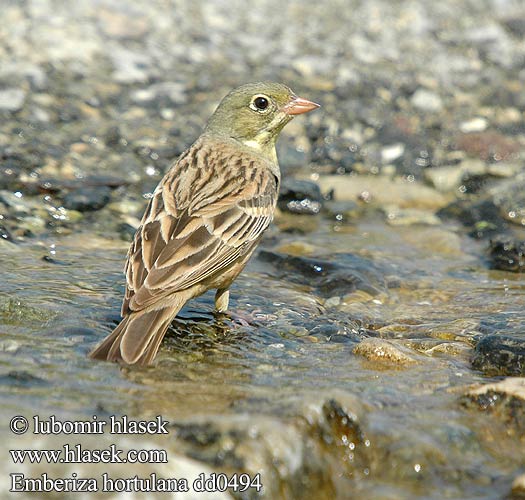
top-left (89, 82), bottom-right (319, 365)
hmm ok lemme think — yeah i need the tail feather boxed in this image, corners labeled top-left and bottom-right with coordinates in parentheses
top-left (89, 305), bottom-right (181, 366)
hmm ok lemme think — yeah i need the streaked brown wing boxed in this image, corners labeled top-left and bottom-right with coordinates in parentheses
top-left (122, 138), bottom-right (278, 315)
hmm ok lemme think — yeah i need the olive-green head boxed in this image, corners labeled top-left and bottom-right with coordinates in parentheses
top-left (205, 82), bottom-right (319, 155)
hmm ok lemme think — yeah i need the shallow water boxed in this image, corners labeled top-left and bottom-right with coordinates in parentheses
top-left (1, 211), bottom-right (523, 499)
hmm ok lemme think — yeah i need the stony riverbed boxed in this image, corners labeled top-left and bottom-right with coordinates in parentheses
top-left (1, 0), bottom-right (525, 499)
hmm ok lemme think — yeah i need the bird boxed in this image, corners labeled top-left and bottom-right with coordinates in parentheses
top-left (89, 82), bottom-right (320, 366)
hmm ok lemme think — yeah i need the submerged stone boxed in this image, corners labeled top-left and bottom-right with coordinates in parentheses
top-left (257, 250), bottom-right (387, 297)
top-left (437, 199), bottom-right (508, 239)
top-left (353, 338), bottom-right (419, 366)
top-left (472, 335), bottom-right (525, 376)
top-left (488, 238), bottom-right (525, 272)
top-left (461, 378), bottom-right (525, 434)
top-left (62, 186), bottom-right (112, 212)
top-left (278, 179), bottom-right (323, 215)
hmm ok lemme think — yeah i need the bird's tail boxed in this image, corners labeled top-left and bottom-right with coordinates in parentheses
top-left (89, 306), bottom-right (181, 366)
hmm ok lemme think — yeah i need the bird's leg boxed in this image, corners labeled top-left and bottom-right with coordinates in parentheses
top-left (214, 287), bottom-right (253, 327)
top-left (214, 288), bottom-right (230, 313)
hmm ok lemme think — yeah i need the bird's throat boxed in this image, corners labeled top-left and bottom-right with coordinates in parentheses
top-left (241, 135), bottom-right (278, 163)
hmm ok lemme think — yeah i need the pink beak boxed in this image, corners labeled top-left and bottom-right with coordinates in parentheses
top-left (282, 95), bottom-right (320, 115)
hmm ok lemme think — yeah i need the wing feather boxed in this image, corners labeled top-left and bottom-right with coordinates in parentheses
top-left (122, 137), bottom-right (278, 315)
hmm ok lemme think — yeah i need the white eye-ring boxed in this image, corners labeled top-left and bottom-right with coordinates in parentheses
top-left (249, 94), bottom-right (271, 113)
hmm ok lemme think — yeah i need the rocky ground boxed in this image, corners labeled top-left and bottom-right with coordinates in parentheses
top-left (1, 0), bottom-right (525, 499)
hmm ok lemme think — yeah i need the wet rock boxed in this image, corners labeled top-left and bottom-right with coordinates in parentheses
top-left (278, 179), bottom-right (323, 215)
top-left (437, 199), bottom-right (508, 239)
top-left (353, 338), bottom-right (419, 366)
top-left (172, 393), bottom-right (370, 499)
top-left (488, 238), bottom-right (525, 272)
top-left (0, 370), bottom-right (48, 387)
top-left (61, 186), bottom-right (112, 212)
top-left (257, 250), bottom-right (387, 298)
top-left (0, 190), bottom-right (35, 214)
top-left (489, 174), bottom-right (525, 227)
top-left (461, 378), bottom-right (525, 433)
top-left (322, 200), bottom-right (361, 222)
top-left (424, 159), bottom-right (487, 193)
top-left (277, 140), bottom-right (308, 171)
top-left (425, 165), bottom-right (465, 193)
top-left (312, 137), bottom-right (362, 174)
top-left (7, 432), bottom-right (234, 500)
top-left (0, 224), bottom-right (14, 242)
top-left (308, 323), bottom-right (364, 344)
top-left (314, 175), bottom-right (450, 210)
top-left (0, 298), bottom-right (56, 324)
top-left (117, 222), bottom-right (137, 241)
top-left (454, 131), bottom-right (521, 162)
top-left (384, 206), bottom-right (441, 226)
top-left (472, 335), bottom-right (525, 376)
top-left (0, 88), bottom-right (26, 112)
top-left (511, 474), bottom-right (525, 499)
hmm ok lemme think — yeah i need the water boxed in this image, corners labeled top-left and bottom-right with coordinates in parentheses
top-left (1, 213), bottom-right (523, 499)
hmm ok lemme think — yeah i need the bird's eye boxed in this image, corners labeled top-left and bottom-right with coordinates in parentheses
top-left (250, 95), bottom-right (270, 112)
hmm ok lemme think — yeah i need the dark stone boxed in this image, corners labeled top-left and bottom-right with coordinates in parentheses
top-left (58, 104), bottom-right (82, 123)
top-left (0, 370), bottom-right (48, 387)
top-left (41, 255), bottom-right (71, 265)
top-left (23, 175), bottom-right (128, 196)
top-left (502, 17), bottom-right (525, 37)
top-left (0, 224), bottom-right (14, 242)
top-left (117, 222), bottom-right (137, 241)
top-left (308, 323), bottom-right (363, 343)
top-left (61, 186), bottom-right (112, 212)
top-left (103, 125), bottom-right (125, 147)
top-left (277, 140), bottom-right (308, 171)
top-left (460, 173), bottom-right (495, 194)
top-left (0, 166), bottom-right (22, 190)
top-left (278, 179), bottom-right (323, 215)
top-left (488, 238), bottom-right (525, 272)
top-left (460, 386), bottom-right (525, 435)
top-left (322, 200), bottom-right (361, 222)
top-left (257, 250), bottom-right (386, 297)
top-left (472, 334), bottom-right (525, 376)
top-left (437, 199), bottom-right (508, 239)
top-left (311, 137), bottom-right (361, 174)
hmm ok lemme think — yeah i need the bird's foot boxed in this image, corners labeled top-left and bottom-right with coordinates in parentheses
top-left (214, 309), bottom-right (276, 327)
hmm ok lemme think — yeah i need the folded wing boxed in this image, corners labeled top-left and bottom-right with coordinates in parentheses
top-left (122, 138), bottom-right (278, 315)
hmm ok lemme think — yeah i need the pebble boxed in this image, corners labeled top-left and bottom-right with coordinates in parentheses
top-left (130, 82), bottom-right (187, 105)
top-left (459, 117), bottom-right (488, 133)
top-left (381, 143), bottom-right (405, 164)
top-left (410, 89), bottom-right (443, 112)
top-left (462, 378), bottom-right (525, 435)
top-left (511, 474), bottom-right (525, 498)
top-left (384, 206), bottom-right (441, 226)
top-left (313, 175), bottom-right (450, 210)
top-left (0, 88), bottom-right (26, 112)
top-left (278, 179), bottom-right (323, 215)
top-left (488, 238), bottom-right (525, 272)
top-left (489, 174), bottom-right (525, 226)
top-left (353, 338), bottom-right (419, 366)
top-left (61, 187), bottom-right (112, 212)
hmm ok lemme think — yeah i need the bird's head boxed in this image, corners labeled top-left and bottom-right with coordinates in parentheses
top-left (205, 82), bottom-right (319, 156)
